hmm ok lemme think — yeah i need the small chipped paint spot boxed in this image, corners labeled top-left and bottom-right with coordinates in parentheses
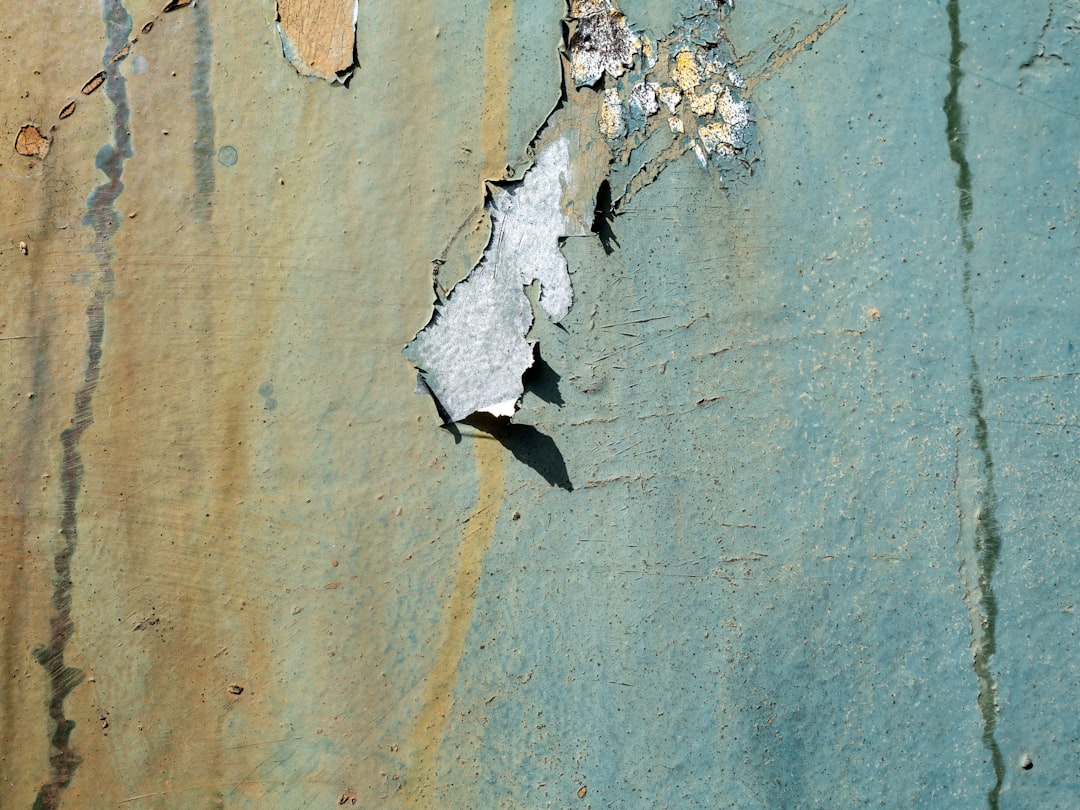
top-left (258, 382), bottom-right (276, 412)
top-left (217, 145), bottom-right (238, 166)
top-left (58, 101), bottom-right (77, 120)
top-left (658, 85), bottom-right (681, 113)
top-left (15, 124), bottom-right (49, 158)
top-left (109, 42), bottom-right (131, 63)
top-left (673, 49), bottom-right (703, 92)
top-left (81, 71), bottom-right (106, 95)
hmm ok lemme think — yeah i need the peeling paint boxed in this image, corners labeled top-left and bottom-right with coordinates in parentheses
top-left (406, 137), bottom-right (584, 423)
top-left (276, 0), bottom-right (359, 84)
top-left (568, 0), bottom-right (639, 86)
top-left (408, 0), bottom-right (756, 425)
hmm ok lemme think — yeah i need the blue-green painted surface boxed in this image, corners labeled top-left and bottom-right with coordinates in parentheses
top-left (4, 1), bottom-right (1078, 807)
top-left (433, 2), bottom-right (1080, 807)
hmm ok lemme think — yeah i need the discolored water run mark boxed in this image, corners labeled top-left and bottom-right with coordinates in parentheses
top-left (32, 2), bottom-right (134, 808)
top-left (944, 2), bottom-right (1005, 807)
top-left (403, 426), bottom-right (506, 805)
top-left (191, 0), bottom-right (216, 220)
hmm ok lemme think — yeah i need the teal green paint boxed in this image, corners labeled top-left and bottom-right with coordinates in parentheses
top-left (944, 2), bottom-right (1005, 804)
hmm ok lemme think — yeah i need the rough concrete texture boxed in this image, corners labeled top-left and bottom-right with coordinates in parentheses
top-left (1, 1), bottom-right (1078, 808)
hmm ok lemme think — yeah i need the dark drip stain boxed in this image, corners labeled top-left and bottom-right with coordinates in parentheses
top-left (944, 2), bottom-right (1005, 806)
top-left (191, 0), bottom-right (216, 220)
top-left (32, 2), bottom-right (133, 808)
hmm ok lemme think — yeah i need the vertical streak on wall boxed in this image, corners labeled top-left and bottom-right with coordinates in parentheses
top-left (944, 2), bottom-right (1005, 806)
top-left (191, 0), bottom-right (215, 221)
top-left (32, 2), bottom-right (133, 808)
top-left (404, 431), bottom-right (506, 806)
top-left (481, 0), bottom-right (515, 181)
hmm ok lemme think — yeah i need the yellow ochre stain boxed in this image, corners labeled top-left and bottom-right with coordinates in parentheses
top-left (403, 429), bottom-right (506, 806)
top-left (480, 0), bottom-right (515, 180)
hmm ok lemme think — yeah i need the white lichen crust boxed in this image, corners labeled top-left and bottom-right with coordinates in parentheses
top-left (568, 0), bottom-right (639, 86)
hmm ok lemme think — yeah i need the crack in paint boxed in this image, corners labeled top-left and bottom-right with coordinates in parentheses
top-left (944, 2), bottom-right (1005, 806)
top-left (31, 2), bottom-right (133, 807)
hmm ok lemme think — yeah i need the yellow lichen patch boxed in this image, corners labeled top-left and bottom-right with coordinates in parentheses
top-left (689, 87), bottom-right (718, 116)
top-left (698, 121), bottom-right (736, 156)
top-left (658, 85), bottom-right (682, 113)
top-left (599, 88), bottom-right (626, 140)
top-left (673, 49), bottom-right (702, 91)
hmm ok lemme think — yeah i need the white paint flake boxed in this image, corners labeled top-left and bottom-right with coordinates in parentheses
top-left (406, 138), bottom-right (581, 422)
top-left (629, 81), bottom-right (660, 117)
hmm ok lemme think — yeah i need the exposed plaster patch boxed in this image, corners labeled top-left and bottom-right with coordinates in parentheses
top-left (406, 138), bottom-right (584, 423)
top-left (276, 0), bottom-right (359, 84)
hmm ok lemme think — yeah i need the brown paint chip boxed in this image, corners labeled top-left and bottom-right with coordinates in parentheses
top-left (110, 43), bottom-right (132, 63)
top-left (577, 785), bottom-right (587, 798)
top-left (15, 125), bottom-right (48, 158)
top-left (142, 20), bottom-right (154, 33)
top-left (276, 0), bottom-right (359, 83)
top-left (58, 101), bottom-right (76, 120)
top-left (227, 683), bottom-right (244, 695)
top-left (163, 0), bottom-right (192, 11)
top-left (81, 71), bottom-right (105, 95)
top-left (325, 582), bottom-right (340, 590)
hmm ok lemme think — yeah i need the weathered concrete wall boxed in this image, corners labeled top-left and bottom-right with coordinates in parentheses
top-left (2, 1), bottom-right (1078, 808)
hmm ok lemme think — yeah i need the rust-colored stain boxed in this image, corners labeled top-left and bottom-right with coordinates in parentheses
top-left (277, 0), bottom-right (358, 81)
top-left (14, 124), bottom-right (48, 157)
top-left (402, 431), bottom-right (506, 805)
top-left (480, 0), bottom-right (515, 180)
